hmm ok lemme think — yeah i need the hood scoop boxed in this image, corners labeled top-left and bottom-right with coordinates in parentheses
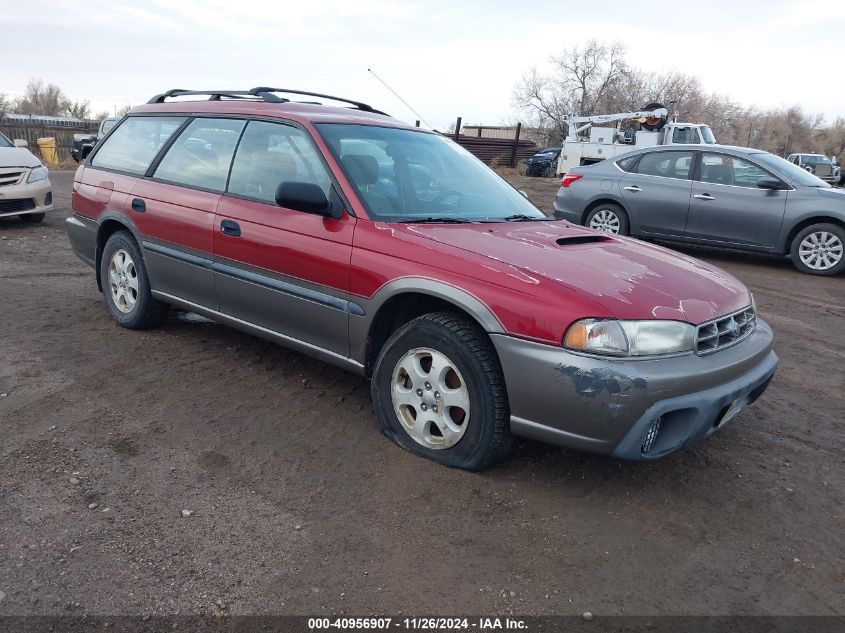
top-left (555, 235), bottom-right (612, 247)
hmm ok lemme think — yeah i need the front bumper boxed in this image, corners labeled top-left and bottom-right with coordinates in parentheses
top-left (491, 319), bottom-right (778, 460)
top-left (0, 177), bottom-right (53, 218)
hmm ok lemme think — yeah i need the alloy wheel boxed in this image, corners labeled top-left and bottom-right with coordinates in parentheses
top-left (108, 249), bottom-right (139, 313)
top-left (390, 347), bottom-right (470, 449)
top-left (798, 231), bottom-right (843, 271)
top-left (589, 209), bottom-right (621, 234)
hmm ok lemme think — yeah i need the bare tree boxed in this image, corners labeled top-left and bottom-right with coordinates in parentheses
top-left (65, 99), bottom-right (91, 120)
top-left (15, 79), bottom-right (69, 116)
top-left (0, 93), bottom-right (10, 117)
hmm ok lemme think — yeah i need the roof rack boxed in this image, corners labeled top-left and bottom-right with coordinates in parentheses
top-left (147, 87), bottom-right (389, 116)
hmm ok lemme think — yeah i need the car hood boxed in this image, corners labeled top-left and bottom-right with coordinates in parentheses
top-left (397, 221), bottom-right (751, 324)
top-left (0, 147), bottom-right (41, 169)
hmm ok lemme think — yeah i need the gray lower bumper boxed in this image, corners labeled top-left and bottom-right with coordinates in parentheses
top-left (491, 319), bottom-right (778, 460)
top-left (66, 213), bottom-right (98, 268)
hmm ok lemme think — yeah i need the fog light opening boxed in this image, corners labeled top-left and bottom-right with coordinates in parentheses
top-left (641, 417), bottom-right (662, 454)
top-left (45, 192), bottom-right (53, 206)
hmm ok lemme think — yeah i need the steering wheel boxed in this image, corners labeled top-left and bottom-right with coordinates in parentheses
top-left (425, 189), bottom-right (464, 212)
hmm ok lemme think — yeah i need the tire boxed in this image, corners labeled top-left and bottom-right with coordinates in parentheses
top-left (789, 223), bottom-right (845, 276)
top-left (371, 312), bottom-right (511, 471)
top-left (20, 213), bottom-right (45, 223)
top-left (99, 231), bottom-right (170, 329)
top-left (585, 203), bottom-right (629, 236)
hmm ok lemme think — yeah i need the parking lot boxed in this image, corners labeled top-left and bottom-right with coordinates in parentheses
top-left (1, 170), bottom-right (843, 616)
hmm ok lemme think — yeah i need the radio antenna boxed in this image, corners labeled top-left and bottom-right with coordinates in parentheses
top-left (367, 68), bottom-right (432, 128)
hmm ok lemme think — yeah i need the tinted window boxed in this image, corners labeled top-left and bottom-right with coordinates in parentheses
top-left (616, 155), bottom-right (638, 172)
top-left (635, 151), bottom-right (693, 179)
top-left (227, 121), bottom-right (331, 204)
top-left (154, 118), bottom-right (245, 191)
top-left (700, 153), bottom-right (771, 188)
top-left (91, 116), bottom-right (185, 174)
top-left (753, 152), bottom-right (830, 188)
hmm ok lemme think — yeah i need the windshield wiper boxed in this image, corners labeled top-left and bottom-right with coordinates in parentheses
top-left (501, 214), bottom-right (546, 222)
top-left (397, 217), bottom-right (475, 224)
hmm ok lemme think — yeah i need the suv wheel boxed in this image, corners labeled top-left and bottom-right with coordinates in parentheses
top-left (586, 203), bottom-right (629, 235)
top-left (372, 312), bottom-right (511, 471)
top-left (790, 223), bottom-right (845, 276)
top-left (100, 231), bottom-right (170, 328)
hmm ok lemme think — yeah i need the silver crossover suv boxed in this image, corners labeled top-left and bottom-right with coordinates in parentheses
top-left (554, 145), bottom-right (845, 275)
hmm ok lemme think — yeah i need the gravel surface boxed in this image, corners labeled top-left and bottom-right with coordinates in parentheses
top-left (0, 171), bottom-right (843, 617)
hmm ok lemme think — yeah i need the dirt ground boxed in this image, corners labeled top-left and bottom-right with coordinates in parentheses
top-left (1, 170), bottom-right (843, 618)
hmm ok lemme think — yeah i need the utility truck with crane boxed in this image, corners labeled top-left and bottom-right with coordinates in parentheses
top-left (556, 103), bottom-right (717, 175)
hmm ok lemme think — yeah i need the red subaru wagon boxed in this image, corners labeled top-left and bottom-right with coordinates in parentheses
top-left (67, 88), bottom-right (778, 470)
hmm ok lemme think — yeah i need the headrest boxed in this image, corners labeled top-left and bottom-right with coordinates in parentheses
top-left (342, 154), bottom-right (379, 186)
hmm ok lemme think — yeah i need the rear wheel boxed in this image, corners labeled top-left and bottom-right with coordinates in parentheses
top-left (585, 203), bottom-right (629, 236)
top-left (790, 223), bottom-right (845, 275)
top-left (100, 231), bottom-right (170, 328)
top-left (371, 312), bottom-right (511, 471)
top-left (20, 213), bottom-right (45, 223)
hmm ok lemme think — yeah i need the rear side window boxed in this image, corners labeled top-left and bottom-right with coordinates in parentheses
top-left (228, 121), bottom-right (331, 203)
top-left (616, 156), bottom-right (638, 172)
top-left (91, 116), bottom-right (185, 174)
top-left (635, 151), bottom-right (694, 179)
top-left (154, 118), bottom-right (246, 192)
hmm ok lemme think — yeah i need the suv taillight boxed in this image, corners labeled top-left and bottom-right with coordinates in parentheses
top-left (561, 173), bottom-right (583, 187)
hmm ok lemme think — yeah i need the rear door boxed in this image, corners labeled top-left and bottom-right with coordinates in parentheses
top-left (685, 152), bottom-right (787, 249)
top-left (132, 117), bottom-right (246, 309)
top-left (619, 149), bottom-right (695, 236)
top-left (213, 119), bottom-right (355, 356)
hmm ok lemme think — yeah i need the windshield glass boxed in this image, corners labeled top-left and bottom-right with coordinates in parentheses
top-left (753, 152), bottom-right (831, 188)
top-left (316, 124), bottom-right (548, 222)
top-left (802, 155), bottom-right (831, 165)
top-left (700, 126), bottom-right (717, 144)
top-left (0, 133), bottom-right (13, 148)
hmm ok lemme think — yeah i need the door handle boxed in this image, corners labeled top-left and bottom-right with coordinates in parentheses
top-left (694, 193), bottom-right (715, 201)
top-left (220, 219), bottom-right (241, 237)
top-left (623, 185), bottom-right (641, 192)
top-left (130, 198), bottom-right (146, 213)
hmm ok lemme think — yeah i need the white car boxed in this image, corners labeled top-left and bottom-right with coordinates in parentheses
top-left (0, 132), bottom-right (53, 223)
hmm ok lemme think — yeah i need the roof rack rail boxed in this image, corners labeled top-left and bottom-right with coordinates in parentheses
top-left (147, 88), bottom-right (389, 116)
top-left (248, 87), bottom-right (388, 115)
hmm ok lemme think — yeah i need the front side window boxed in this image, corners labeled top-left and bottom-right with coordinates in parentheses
top-left (635, 151), bottom-right (694, 179)
top-left (154, 118), bottom-right (245, 191)
top-left (316, 124), bottom-right (546, 222)
top-left (700, 153), bottom-right (771, 188)
top-left (753, 152), bottom-right (830, 188)
top-left (91, 116), bottom-right (185, 174)
top-left (227, 120), bottom-right (331, 204)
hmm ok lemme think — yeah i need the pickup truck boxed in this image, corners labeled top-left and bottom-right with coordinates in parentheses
top-left (72, 117), bottom-right (119, 162)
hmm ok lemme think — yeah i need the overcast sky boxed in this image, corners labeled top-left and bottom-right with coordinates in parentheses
top-left (2, 0), bottom-right (843, 129)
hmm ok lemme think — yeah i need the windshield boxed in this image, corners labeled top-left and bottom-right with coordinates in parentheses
top-left (753, 152), bottom-right (831, 188)
top-left (802, 155), bottom-right (831, 165)
top-left (316, 124), bottom-right (548, 223)
top-left (0, 133), bottom-right (13, 148)
top-left (700, 126), bottom-right (717, 144)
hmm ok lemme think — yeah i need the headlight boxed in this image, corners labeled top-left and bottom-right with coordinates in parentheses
top-left (27, 166), bottom-right (48, 183)
top-left (563, 319), bottom-right (696, 356)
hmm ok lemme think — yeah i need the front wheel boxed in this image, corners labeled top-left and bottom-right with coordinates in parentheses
top-left (790, 223), bottom-right (845, 275)
top-left (585, 203), bottom-right (629, 236)
top-left (371, 312), bottom-right (511, 471)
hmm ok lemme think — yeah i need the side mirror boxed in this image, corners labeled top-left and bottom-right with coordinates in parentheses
top-left (13, 139), bottom-right (28, 148)
top-left (275, 181), bottom-right (341, 219)
top-left (757, 176), bottom-right (785, 190)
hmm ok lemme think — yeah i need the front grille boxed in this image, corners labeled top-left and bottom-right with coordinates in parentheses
top-left (0, 198), bottom-right (36, 213)
top-left (0, 169), bottom-right (26, 187)
top-left (695, 306), bottom-right (756, 354)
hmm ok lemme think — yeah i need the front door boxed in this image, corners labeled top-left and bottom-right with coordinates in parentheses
top-left (685, 152), bottom-right (788, 249)
top-left (619, 149), bottom-right (695, 237)
top-left (213, 120), bottom-right (355, 356)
